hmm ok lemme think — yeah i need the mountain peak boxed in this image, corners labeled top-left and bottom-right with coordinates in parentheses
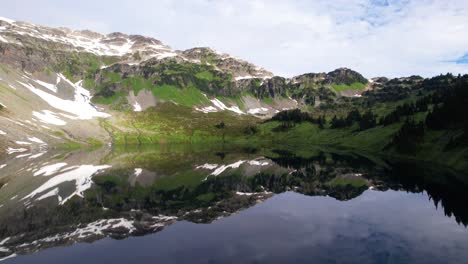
top-left (180, 47), bottom-right (273, 79)
top-left (0, 17), bottom-right (273, 79)
top-left (326, 67), bottom-right (368, 85)
top-left (0, 16), bottom-right (15, 24)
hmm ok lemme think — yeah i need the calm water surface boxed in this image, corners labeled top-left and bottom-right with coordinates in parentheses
top-left (0, 145), bottom-right (466, 263)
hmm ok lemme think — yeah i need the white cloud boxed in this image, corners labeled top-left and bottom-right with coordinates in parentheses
top-left (2, 0), bottom-right (468, 78)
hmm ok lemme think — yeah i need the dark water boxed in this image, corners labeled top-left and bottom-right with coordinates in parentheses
top-left (0, 145), bottom-right (467, 263)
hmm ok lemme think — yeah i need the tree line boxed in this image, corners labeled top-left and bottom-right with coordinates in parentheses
top-left (330, 109), bottom-right (377, 131)
top-left (425, 77), bottom-right (468, 147)
top-left (268, 109), bottom-right (326, 129)
top-left (387, 75), bottom-right (468, 152)
top-left (379, 98), bottom-right (429, 126)
top-left (267, 74), bottom-right (468, 153)
top-left (385, 119), bottom-right (425, 153)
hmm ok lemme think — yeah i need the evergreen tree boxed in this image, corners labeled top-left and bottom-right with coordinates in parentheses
top-left (359, 111), bottom-right (377, 131)
top-left (318, 115), bottom-right (326, 129)
top-left (388, 119), bottom-right (425, 153)
top-left (346, 109), bottom-right (361, 126)
top-left (330, 115), bottom-right (347, 129)
top-left (330, 115), bottom-right (338, 128)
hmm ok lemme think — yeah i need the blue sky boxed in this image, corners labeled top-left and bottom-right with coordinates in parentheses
top-left (2, 0), bottom-right (468, 78)
top-left (454, 54), bottom-right (468, 64)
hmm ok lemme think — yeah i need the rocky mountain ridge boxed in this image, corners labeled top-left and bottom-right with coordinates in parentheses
top-left (0, 16), bottom-right (368, 91)
top-left (0, 16), bottom-right (404, 155)
top-left (0, 17), bottom-right (272, 79)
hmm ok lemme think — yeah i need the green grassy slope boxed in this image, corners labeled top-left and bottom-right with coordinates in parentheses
top-left (105, 102), bottom-right (259, 145)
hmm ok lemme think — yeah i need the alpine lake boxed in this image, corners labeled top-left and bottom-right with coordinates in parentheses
top-left (0, 143), bottom-right (467, 264)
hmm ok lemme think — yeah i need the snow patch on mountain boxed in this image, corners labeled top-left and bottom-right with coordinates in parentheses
top-left (0, 35), bottom-right (9, 43)
top-left (210, 99), bottom-right (244, 114)
top-left (235, 75), bottom-right (255, 81)
top-left (247, 107), bottom-right (269, 115)
top-left (28, 152), bottom-right (46, 159)
top-left (0, 17), bottom-right (15, 24)
top-left (195, 97), bottom-right (245, 115)
top-left (153, 50), bottom-right (178, 60)
top-left (28, 137), bottom-right (45, 144)
top-left (34, 163), bottom-right (68, 177)
top-left (33, 110), bottom-right (67, 126)
top-left (133, 101), bottom-right (142, 112)
top-left (6, 148), bottom-right (28, 154)
top-left (195, 106), bottom-right (218, 113)
top-left (7, 84), bottom-right (17, 90)
top-left (18, 74), bottom-right (110, 121)
top-left (134, 168), bottom-right (143, 177)
top-left (15, 153), bottom-right (32, 159)
top-left (15, 141), bottom-right (32, 145)
top-left (34, 79), bottom-right (57, 93)
top-left (36, 187), bottom-right (61, 201)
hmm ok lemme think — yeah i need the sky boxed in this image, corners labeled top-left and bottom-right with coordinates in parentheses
top-left (2, 0), bottom-right (468, 78)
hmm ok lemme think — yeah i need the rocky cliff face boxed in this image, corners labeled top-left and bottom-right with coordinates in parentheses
top-left (180, 47), bottom-right (274, 79)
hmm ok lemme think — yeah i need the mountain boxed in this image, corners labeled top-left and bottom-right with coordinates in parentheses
top-left (0, 16), bottom-right (467, 174)
top-left (0, 16), bottom-right (372, 153)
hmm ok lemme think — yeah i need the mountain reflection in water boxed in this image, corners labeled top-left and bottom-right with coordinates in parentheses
top-left (0, 144), bottom-right (467, 263)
